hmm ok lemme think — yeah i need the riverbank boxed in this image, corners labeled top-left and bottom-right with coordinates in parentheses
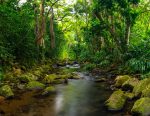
top-left (0, 60), bottom-right (149, 116)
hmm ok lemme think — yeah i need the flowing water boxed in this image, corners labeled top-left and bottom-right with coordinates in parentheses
top-left (0, 67), bottom-right (131, 116)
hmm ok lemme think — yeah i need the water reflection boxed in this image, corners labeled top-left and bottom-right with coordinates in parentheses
top-left (54, 79), bottom-right (109, 116)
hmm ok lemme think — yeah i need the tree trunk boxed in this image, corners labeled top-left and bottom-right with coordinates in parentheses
top-left (124, 21), bottom-right (131, 51)
top-left (36, 0), bottom-right (45, 47)
top-left (50, 8), bottom-right (55, 49)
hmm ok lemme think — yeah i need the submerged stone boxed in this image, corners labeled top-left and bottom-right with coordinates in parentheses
top-left (0, 85), bottom-right (14, 98)
top-left (131, 97), bottom-right (150, 116)
top-left (105, 90), bottom-right (126, 111)
top-left (122, 78), bottom-right (139, 91)
top-left (26, 81), bottom-right (45, 90)
top-left (133, 78), bottom-right (150, 97)
top-left (114, 75), bottom-right (131, 87)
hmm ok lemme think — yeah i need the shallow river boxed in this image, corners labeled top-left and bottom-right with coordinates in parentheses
top-left (0, 70), bottom-right (131, 116)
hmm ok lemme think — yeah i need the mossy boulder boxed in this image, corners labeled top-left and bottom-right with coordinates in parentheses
top-left (105, 90), bottom-right (127, 111)
top-left (131, 97), bottom-right (150, 116)
top-left (0, 85), bottom-right (14, 98)
top-left (41, 65), bottom-right (52, 73)
top-left (13, 68), bottom-right (22, 77)
top-left (124, 92), bottom-right (134, 100)
top-left (133, 78), bottom-right (150, 97)
top-left (122, 78), bottom-right (139, 91)
top-left (142, 84), bottom-right (150, 97)
top-left (32, 68), bottom-right (43, 77)
top-left (26, 81), bottom-right (45, 90)
top-left (68, 73), bottom-right (80, 79)
top-left (114, 75), bottom-right (131, 87)
top-left (42, 86), bottom-right (56, 95)
top-left (19, 73), bottom-right (38, 83)
top-left (43, 74), bottom-right (57, 84)
top-left (3, 73), bottom-right (17, 82)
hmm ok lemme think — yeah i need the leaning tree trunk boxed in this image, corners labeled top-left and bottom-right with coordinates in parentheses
top-left (50, 8), bottom-right (55, 49)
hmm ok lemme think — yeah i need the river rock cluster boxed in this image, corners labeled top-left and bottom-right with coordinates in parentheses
top-left (0, 61), bottom-right (80, 103)
top-left (105, 75), bottom-right (150, 116)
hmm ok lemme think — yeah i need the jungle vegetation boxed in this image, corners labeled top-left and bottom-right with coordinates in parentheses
top-left (0, 0), bottom-right (150, 78)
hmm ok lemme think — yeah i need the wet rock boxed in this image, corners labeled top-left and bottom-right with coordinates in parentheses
top-left (94, 78), bottom-right (107, 83)
top-left (131, 97), bottom-right (150, 116)
top-left (0, 85), bottom-right (14, 98)
top-left (105, 90), bottom-right (126, 111)
top-left (124, 92), bottom-right (134, 100)
top-left (43, 74), bottom-right (57, 84)
top-left (26, 81), bottom-right (45, 90)
top-left (42, 86), bottom-right (56, 96)
top-left (142, 84), bottom-right (150, 97)
top-left (133, 78), bottom-right (150, 97)
top-left (122, 78), bottom-right (139, 91)
top-left (114, 75), bottom-right (131, 87)
top-left (19, 73), bottom-right (38, 83)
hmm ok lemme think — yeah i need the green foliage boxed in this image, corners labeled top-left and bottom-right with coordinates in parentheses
top-left (83, 63), bottom-right (96, 71)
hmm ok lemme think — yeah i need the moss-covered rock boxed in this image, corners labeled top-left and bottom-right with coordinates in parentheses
top-left (142, 84), bottom-right (150, 97)
top-left (26, 81), bottom-right (45, 90)
top-left (19, 73), bottom-right (38, 83)
top-left (114, 75), bottom-right (131, 87)
top-left (131, 97), bottom-right (150, 116)
top-left (3, 73), bottom-right (17, 82)
top-left (68, 73), bottom-right (80, 79)
top-left (42, 86), bottom-right (56, 95)
top-left (122, 78), bottom-right (139, 91)
top-left (124, 92), bottom-right (134, 100)
top-left (0, 85), bottom-right (14, 98)
top-left (13, 68), bottom-right (22, 77)
top-left (133, 78), bottom-right (150, 97)
top-left (43, 74), bottom-right (57, 84)
top-left (105, 90), bottom-right (126, 111)
top-left (32, 68), bottom-right (43, 77)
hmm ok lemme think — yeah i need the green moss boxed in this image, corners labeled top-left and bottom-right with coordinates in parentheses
top-left (122, 78), bottom-right (139, 91)
top-left (133, 78), bottom-right (150, 97)
top-left (19, 73), bottom-right (38, 83)
top-left (115, 75), bottom-right (131, 87)
top-left (142, 84), bottom-right (150, 97)
top-left (124, 92), bottom-right (134, 100)
top-left (42, 86), bottom-right (56, 95)
top-left (131, 97), bottom-right (150, 116)
top-left (3, 73), bottom-right (16, 82)
top-left (0, 85), bottom-right (14, 98)
top-left (32, 69), bottom-right (42, 77)
top-left (26, 81), bottom-right (45, 90)
top-left (105, 90), bottom-right (126, 111)
top-left (43, 74), bottom-right (58, 84)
